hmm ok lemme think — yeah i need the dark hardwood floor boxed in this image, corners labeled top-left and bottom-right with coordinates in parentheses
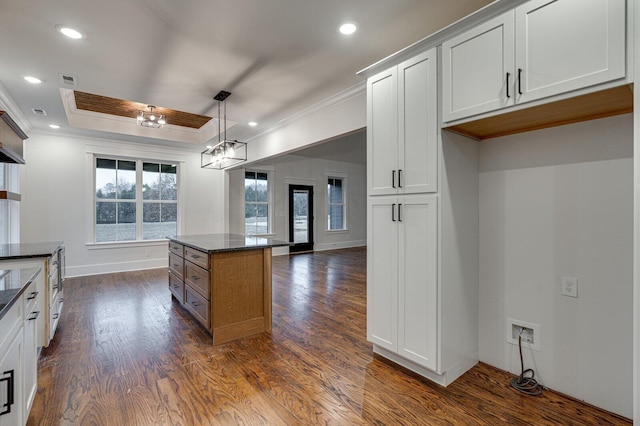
top-left (28, 247), bottom-right (630, 425)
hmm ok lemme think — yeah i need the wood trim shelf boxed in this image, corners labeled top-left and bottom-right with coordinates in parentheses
top-left (444, 85), bottom-right (634, 140)
top-left (0, 191), bottom-right (21, 201)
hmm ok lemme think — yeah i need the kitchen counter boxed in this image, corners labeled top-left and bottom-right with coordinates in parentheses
top-left (169, 233), bottom-right (290, 253)
top-left (0, 267), bottom-right (41, 321)
top-left (0, 241), bottom-right (63, 260)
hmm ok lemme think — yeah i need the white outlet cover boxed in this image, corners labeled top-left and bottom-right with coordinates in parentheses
top-left (561, 276), bottom-right (578, 298)
top-left (506, 318), bottom-right (541, 351)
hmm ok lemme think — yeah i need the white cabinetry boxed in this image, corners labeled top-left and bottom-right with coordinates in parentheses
top-left (367, 49), bottom-right (437, 196)
top-left (23, 289), bottom-right (39, 419)
top-left (0, 274), bottom-right (40, 426)
top-left (368, 195), bottom-right (438, 371)
top-left (366, 43), bottom-right (479, 385)
top-left (442, 0), bottom-right (626, 122)
top-left (0, 292), bottom-right (24, 426)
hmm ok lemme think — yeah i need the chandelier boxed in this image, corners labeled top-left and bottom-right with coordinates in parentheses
top-left (201, 91), bottom-right (247, 170)
top-left (137, 105), bottom-right (166, 128)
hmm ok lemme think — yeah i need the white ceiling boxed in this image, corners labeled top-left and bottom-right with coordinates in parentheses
top-left (0, 0), bottom-right (493, 152)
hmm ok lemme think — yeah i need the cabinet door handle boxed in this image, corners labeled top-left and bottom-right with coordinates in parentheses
top-left (392, 170), bottom-right (396, 188)
top-left (28, 311), bottom-right (40, 321)
top-left (0, 370), bottom-right (14, 415)
top-left (506, 72), bottom-right (511, 98)
top-left (53, 313), bottom-right (59, 320)
top-left (392, 204), bottom-right (396, 222)
top-left (191, 275), bottom-right (200, 281)
top-left (191, 254), bottom-right (201, 260)
top-left (518, 68), bottom-right (523, 95)
top-left (398, 204), bottom-right (402, 222)
top-left (398, 170), bottom-right (402, 188)
top-left (191, 301), bottom-right (201, 307)
top-left (27, 291), bottom-right (38, 300)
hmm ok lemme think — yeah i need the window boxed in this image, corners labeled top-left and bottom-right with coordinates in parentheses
top-left (327, 177), bottom-right (345, 230)
top-left (95, 157), bottom-right (177, 242)
top-left (244, 171), bottom-right (269, 235)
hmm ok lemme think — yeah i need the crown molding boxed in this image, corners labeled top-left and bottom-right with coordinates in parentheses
top-left (0, 81), bottom-right (32, 134)
top-left (247, 80), bottom-right (366, 143)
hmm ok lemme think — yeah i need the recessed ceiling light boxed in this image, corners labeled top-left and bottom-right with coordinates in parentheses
top-left (248, 122), bottom-right (258, 127)
top-left (56, 25), bottom-right (85, 39)
top-left (49, 124), bottom-right (60, 129)
top-left (24, 76), bottom-right (42, 84)
top-left (339, 22), bottom-right (357, 35)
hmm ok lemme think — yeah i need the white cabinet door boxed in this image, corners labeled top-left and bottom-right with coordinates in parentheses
top-left (515, 0), bottom-right (625, 104)
top-left (398, 50), bottom-right (438, 195)
top-left (442, 12), bottom-right (515, 122)
top-left (397, 195), bottom-right (438, 370)
top-left (367, 196), bottom-right (398, 351)
top-left (23, 301), bottom-right (38, 420)
top-left (0, 328), bottom-right (23, 426)
top-left (367, 68), bottom-right (398, 196)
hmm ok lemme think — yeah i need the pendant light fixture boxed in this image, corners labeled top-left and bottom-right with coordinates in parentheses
top-left (201, 91), bottom-right (247, 169)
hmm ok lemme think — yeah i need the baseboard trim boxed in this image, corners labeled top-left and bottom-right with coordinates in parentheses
top-left (67, 258), bottom-right (167, 277)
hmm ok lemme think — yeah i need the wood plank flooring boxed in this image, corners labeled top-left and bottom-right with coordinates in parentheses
top-left (28, 247), bottom-right (630, 425)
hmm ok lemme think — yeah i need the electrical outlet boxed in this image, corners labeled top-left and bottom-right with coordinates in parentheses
top-left (506, 318), bottom-right (541, 351)
top-left (561, 276), bottom-right (578, 298)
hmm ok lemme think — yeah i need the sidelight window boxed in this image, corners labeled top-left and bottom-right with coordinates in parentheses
top-left (95, 157), bottom-right (178, 242)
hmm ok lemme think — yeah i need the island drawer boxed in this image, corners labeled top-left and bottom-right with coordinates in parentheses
top-left (185, 261), bottom-right (210, 300)
top-left (168, 252), bottom-right (184, 279)
top-left (168, 272), bottom-right (184, 304)
top-left (168, 241), bottom-right (184, 257)
top-left (184, 286), bottom-right (210, 330)
top-left (184, 246), bottom-right (209, 270)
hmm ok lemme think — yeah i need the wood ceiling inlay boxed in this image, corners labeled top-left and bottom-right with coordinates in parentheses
top-left (73, 91), bottom-right (213, 129)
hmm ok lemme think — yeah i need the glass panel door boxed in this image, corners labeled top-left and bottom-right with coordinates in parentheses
top-left (289, 185), bottom-right (314, 253)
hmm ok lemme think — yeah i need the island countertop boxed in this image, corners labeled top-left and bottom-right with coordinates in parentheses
top-left (0, 267), bottom-right (41, 321)
top-left (169, 233), bottom-right (290, 254)
top-left (0, 241), bottom-right (63, 260)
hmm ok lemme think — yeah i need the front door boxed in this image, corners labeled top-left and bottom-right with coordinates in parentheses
top-left (288, 185), bottom-right (314, 253)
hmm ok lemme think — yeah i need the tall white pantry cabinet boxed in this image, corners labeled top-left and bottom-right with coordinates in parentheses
top-left (366, 48), bottom-right (479, 385)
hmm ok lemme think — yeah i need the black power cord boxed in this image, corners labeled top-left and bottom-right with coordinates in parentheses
top-left (510, 331), bottom-right (544, 396)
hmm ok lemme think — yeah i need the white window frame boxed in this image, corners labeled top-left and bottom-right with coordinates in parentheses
top-left (91, 155), bottom-right (180, 245)
top-left (326, 171), bottom-right (348, 233)
top-left (243, 167), bottom-right (274, 236)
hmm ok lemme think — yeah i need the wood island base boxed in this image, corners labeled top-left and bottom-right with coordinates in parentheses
top-left (168, 236), bottom-right (279, 345)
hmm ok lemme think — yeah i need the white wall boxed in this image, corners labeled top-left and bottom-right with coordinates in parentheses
top-left (478, 114), bottom-right (634, 418)
top-left (229, 153), bottom-right (366, 254)
top-left (20, 131), bottom-right (225, 277)
top-left (245, 85), bottom-right (366, 164)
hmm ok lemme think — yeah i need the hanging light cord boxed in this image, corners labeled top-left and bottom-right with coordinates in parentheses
top-left (510, 331), bottom-right (544, 396)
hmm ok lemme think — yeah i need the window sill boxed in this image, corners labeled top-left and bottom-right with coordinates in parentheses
top-left (325, 229), bottom-right (349, 235)
top-left (250, 233), bottom-right (276, 238)
top-left (86, 239), bottom-right (169, 250)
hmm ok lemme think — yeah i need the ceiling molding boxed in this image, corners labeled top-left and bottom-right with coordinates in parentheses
top-left (247, 81), bottom-right (366, 144)
top-left (0, 81), bottom-right (32, 134)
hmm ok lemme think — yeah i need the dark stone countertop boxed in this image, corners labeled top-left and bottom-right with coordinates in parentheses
top-left (169, 233), bottom-right (290, 254)
top-left (0, 267), bottom-right (41, 321)
top-left (0, 241), bottom-right (63, 260)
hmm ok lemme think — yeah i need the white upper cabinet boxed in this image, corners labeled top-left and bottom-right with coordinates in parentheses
top-left (515, 0), bottom-right (625, 104)
top-left (368, 49), bottom-right (437, 196)
top-left (442, 0), bottom-right (626, 123)
top-left (442, 12), bottom-right (515, 122)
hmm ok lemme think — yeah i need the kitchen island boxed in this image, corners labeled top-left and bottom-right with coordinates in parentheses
top-left (167, 234), bottom-right (290, 345)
